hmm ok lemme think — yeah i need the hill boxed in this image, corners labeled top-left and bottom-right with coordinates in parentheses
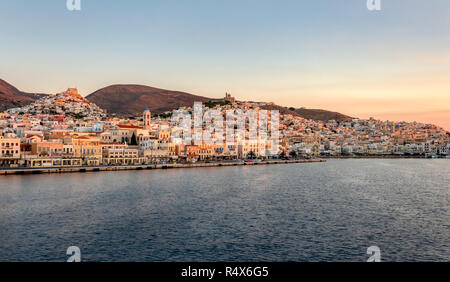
top-left (0, 79), bottom-right (47, 111)
top-left (1, 79), bottom-right (353, 122)
top-left (261, 104), bottom-right (352, 122)
top-left (86, 84), bottom-right (214, 116)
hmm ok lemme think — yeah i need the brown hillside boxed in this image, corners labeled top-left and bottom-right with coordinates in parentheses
top-left (0, 79), bottom-right (47, 111)
top-left (86, 84), bottom-right (214, 116)
top-left (261, 104), bottom-right (352, 122)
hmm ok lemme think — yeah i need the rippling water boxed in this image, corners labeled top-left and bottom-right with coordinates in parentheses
top-left (0, 159), bottom-right (449, 262)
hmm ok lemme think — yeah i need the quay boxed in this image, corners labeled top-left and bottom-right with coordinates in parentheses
top-left (0, 159), bottom-right (325, 176)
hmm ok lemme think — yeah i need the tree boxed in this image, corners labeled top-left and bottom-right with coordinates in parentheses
top-left (159, 112), bottom-right (173, 119)
top-left (130, 132), bottom-right (138, 145)
top-left (289, 150), bottom-right (297, 158)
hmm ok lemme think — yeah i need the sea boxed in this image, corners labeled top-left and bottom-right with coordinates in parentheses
top-left (0, 159), bottom-right (448, 261)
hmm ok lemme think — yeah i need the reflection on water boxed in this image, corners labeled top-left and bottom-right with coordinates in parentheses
top-left (0, 159), bottom-right (449, 261)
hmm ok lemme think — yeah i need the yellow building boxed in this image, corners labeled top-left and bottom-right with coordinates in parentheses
top-left (72, 136), bottom-right (101, 165)
top-left (158, 129), bottom-right (171, 140)
top-left (0, 137), bottom-right (21, 159)
top-left (102, 148), bottom-right (144, 165)
top-left (31, 141), bottom-right (64, 156)
top-left (25, 157), bottom-right (83, 168)
top-left (0, 137), bottom-right (21, 167)
top-left (198, 144), bottom-right (214, 160)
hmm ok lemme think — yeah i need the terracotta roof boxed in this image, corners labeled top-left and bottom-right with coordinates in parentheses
top-left (117, 125), bottom-right (142, 129)
top-left (26, 134), bottom-right (42, 138)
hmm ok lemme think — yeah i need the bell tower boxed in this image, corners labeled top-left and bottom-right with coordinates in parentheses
top-left (143, 108), bottom-right (151, 130)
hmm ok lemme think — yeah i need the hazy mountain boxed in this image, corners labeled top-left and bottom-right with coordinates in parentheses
top-left (261, 104), bottom-right (353, 122)
top-left (86, 84), bottom-right (214, 116)
top-left (1, 79), bottom-right (352, 122)
top-left (293, 108), bottom-right (352, 122)
top-left (0, 79), bottom-right (47, 111)
top-left (86, 84), bottom-right (352, 121)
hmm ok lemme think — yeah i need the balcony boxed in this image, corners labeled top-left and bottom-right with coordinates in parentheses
top-left (0, 154), bottom-right (19, 159)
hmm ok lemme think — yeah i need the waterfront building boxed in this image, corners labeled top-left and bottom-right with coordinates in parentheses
top-left (72, 136), bottom-right (101, 165)
top-left (102, 147), bottom-right (143, 166)
top-left (198, 144), bottom-right (214, 160)
top-left (185, 145), bottom-right (200, 161)
top-left (0, 136), bottom-right (21, 167)
top-left (31, 141), bottom-right (64, 156)
top-left (0, 137), bottom-right (21, 159)
top-left (24, 157), bottom-right (83, 168)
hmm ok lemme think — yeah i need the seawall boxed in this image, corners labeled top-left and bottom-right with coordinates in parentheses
top-left (0, 159), bottom-right (325, 176)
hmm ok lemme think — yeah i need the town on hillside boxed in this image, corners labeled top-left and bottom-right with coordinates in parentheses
top-left (0, 88), bottom-right (449, 168)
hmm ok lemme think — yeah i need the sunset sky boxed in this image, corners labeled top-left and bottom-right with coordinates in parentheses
top-left (1, 0), bottom-right (449, 129)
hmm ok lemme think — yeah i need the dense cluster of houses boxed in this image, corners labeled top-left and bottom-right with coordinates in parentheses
top-left (0, 88), bottom-right (448, 168)
top-left (285, 115), bottom-right (449, 158)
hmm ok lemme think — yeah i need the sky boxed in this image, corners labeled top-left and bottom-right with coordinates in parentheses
top-left (0, 0), bottom-right (449, 129)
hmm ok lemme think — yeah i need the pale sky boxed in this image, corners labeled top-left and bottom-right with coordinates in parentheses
top-left (0, 0), bottom-right (449, 129)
